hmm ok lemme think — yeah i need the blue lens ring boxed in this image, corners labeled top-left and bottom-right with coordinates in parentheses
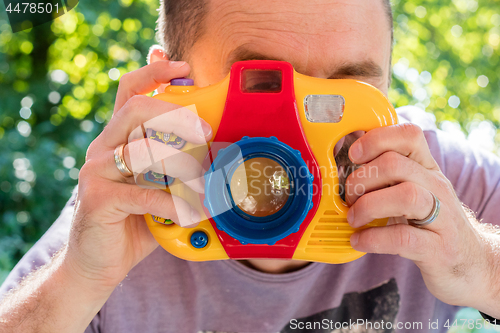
top-left (204, 137), bottom-right (314, 245)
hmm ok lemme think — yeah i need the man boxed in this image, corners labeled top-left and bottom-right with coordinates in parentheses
top-left (1, 0), bottom-right (500, 332)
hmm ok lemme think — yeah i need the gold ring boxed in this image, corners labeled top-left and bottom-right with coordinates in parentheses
top-left (114, 143), bottom-right (133, 177)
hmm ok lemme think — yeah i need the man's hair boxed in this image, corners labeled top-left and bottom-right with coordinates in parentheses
top-left (384, 0), bottom-right (394, 42)
top-left (383, 0), bottom-right (394, 86)
top-left (157, 0), bottom-right (394, 67)
top-left (156, 0), bottom-right (208, 61)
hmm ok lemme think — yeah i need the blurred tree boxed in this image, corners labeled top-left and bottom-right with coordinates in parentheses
top-left (0, 0), bottom-right (499, 331)
top-left (391, 0), bottom-right (500, 152)
top-left (0, 0), bottom-right (159, 282)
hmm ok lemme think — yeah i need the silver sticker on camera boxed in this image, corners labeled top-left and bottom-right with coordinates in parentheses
top-left (304, 95), bottom-right (345, 123)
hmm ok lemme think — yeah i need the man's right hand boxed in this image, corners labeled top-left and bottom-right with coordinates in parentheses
top-left (0, 60), bottom-right (212, 332)
top-left (66, 60), bottom-right (213, 290)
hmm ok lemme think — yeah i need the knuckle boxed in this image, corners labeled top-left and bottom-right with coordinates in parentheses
top-left (172, 106), bottom-right (194, 125)
top-left (131, 139), bottom-right (153, 165)
top-left (399, 123), bottom-right (423, 140)
top-left (349, 165), bottom-right (363, 182)
top-left (170, 106), bottom-right (184, 119)
top-left (380, 151), bottom-right (403, 176)
top-left (124, 94), bottom-right (148, 112)
top-left (78, 178), bottom-right (105, 211)
top-left (397, 225), bottom-right (418, 251)
top-left (78, 161), bottom-right (94, 181)
top-left (434, 173), bottom-right (455, 195)
top-left (79, 157), bottom-right (107, 184)
top-left (344, 174), bottom-right (358, 203)
top-left (167, 151), bottom-right (197, 178)
top-left (178, 106), bottom-right (192, 119)
top-left (85, 137), bottom-right (101, 160)
top-left (163, 107), bottom-right (185, 129)
top-left (135, 188), bottom-right (153, 210)
top-left (362, 229), bottom-right (377, 248)
top-left (355, 194), bottom-right (372, 216)
top-left (119, 71), bottom-right (132, 82)
top-left (146, 190), bottom-right (163, 211)
top-left (162, 195), bottom-right (178, 219)
top-left (401, 182), bottom-right (420, 211)
top-left (135, 188), bottom-right (163, 213)
top-left (118, 72), bottom-right (135, 90)
top-left (178, 153), bottom-right (196, 173)
top-left (422, 193), bottom-right (435, 219)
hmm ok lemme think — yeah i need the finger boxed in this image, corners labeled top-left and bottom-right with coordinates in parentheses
top-left (348, 123), bottom-right (440, 171)
top-left (147, 46), bottom-right (171, 94)
top-left (114, 60), bottom-right (190, 113)
top-left (347, 182), bottom-right (436, 229)
top-left (350, 223), bottom-right (439, 262)
top-left (127, 139), bottom-right (205, 193)
top-left (109, 181), bottom-right (200, 228)
top-left (94, 97), bottom-right (212, 154)
top-left (94, 141), bottom-right (205, 193)
top-left (345, 151), bottom-right (434, 205)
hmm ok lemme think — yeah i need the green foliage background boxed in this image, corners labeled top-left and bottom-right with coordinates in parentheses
top-left (0, 0), bottom-right (499, 331)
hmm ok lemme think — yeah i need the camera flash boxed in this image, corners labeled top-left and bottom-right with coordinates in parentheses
top-left (304, 95), bottom-right (345, 123)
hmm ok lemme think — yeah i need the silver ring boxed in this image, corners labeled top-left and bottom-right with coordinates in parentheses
top-left (408, 192), bottom-right (440, 227)
top-left (114, 143), bottom-right (133, 177)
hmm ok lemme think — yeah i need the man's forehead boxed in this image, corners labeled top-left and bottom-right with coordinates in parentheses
top-left (207, 1), bottom-right (389, 59)
top-left (206, 0), bottom-right (388, 33)
top-left (208, 0), bottom-right (383, 19)
top-left (191, 0), bottom-right (391, 91)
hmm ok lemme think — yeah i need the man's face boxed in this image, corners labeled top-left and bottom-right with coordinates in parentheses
top-left (188, 0), bottom-right (392, 95)
top-left (182, 0), bottom-right (392, 202)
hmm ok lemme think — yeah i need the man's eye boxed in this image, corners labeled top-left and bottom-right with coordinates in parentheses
top-left (242, 69), bottom-right (283, 93)
top-left (246, 81), bottom-right (281, 92)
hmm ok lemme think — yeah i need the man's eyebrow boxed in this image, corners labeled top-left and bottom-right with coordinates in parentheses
top-left (225, 45), bottom-right (383, 79)
top-left (225, 46), bottom-right (284, 72)
top-left (329, 61), bottom-right (383, 79)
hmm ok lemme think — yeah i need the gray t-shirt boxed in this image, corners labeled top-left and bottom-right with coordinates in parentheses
top-left (2, 106), bottom-right (500, 333)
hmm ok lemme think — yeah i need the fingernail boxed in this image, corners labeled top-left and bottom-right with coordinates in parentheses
top-left (350, 233), bottom-right (359, 246)
top-left (347, 208), bottom-right (355, 226)
top-left (196, 119), bottom-right (212, 139)
top-left (349, 142), bottom-right (363, 162)
top-left (169, 61), bottom-right (186, 68)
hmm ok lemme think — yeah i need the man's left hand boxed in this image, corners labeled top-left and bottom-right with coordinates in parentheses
top-left (345, 123), bottom-right (498, 316)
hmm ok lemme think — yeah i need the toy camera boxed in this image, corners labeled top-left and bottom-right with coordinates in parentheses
top-left (140, 60), bottom-right (397, 264)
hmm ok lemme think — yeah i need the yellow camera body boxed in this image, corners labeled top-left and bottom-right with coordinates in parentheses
top-left (141, 60), bottom-right (397, 264)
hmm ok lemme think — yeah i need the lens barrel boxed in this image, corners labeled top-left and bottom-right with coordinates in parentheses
top-left (204, 137), bottom-right (314, 245)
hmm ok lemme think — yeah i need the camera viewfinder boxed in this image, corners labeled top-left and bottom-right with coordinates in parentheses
top-left (241, 69), bottom-right (282, 93)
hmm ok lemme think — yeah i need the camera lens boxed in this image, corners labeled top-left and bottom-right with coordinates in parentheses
top-left (229, 157), bottom-right (290, 217)
top-left (204, 137), bottom-right (313, 245)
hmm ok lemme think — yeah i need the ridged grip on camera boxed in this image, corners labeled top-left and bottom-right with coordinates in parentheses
top-left (291, 73), bottom-right (398, 263)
